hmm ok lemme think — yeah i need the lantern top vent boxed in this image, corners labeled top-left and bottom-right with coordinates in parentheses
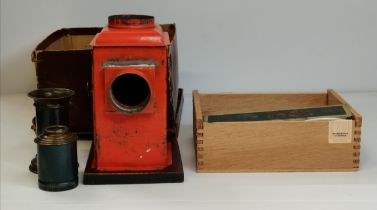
top-left (91, 14), bottom-right (170, 47)
top-left (108, 15), bottom-right (155, 29)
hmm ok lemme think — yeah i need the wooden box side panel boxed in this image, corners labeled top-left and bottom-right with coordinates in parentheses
top-left (327, 89), bottom-right (362, 169)
top-left (193, 90), bottom-right (204, 171)
top-left (200, 93), bottom-right (328, 117)
top-left (198, 121), bottom-right (356, 172)
top-left (35, 51), bottom-right (94, 134)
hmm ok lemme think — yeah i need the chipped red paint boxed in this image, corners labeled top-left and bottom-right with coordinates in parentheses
top-left (91, 15), bottom-right (171, 171)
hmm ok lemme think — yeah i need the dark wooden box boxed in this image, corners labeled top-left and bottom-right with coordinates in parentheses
top-left (32, 28), bottom-right (102, 137)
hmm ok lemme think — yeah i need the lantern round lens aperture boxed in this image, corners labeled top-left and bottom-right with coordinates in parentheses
top-left (110, 73), bottom-right (151, 114)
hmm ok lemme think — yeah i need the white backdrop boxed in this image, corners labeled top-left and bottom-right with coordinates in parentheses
top-left (1, 0), bottom-right (377, 94)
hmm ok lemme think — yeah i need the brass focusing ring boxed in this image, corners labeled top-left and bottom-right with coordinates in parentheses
top-left (35, 125), bottom-right (77, 146)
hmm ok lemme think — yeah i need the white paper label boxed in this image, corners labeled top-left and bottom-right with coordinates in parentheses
top-left (328, 120), bottom-right (353, 144)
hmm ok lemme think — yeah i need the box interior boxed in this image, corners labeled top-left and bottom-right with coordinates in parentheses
top-left (45, 34), bottom-right (95, 51)
top-left (198, 92), bottom-right (348, 122)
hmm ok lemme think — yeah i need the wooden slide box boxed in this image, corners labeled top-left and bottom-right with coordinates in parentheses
top-left (193, 89), bottom-right (362, 172)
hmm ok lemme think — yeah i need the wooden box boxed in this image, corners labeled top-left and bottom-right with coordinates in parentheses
top-left (32, 27), bottom-right (102, 137)
top-left (193, 89), bottom-right (362, 172)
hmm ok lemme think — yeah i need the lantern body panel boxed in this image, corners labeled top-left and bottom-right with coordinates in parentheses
top-left (92, 22), bottom-right (171, 171)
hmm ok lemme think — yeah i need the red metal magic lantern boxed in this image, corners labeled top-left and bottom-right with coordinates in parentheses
top-left (84, 15), bottom-right (184, 184)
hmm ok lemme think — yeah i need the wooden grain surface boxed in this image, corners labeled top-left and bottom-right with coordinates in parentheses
top-left (199, 120), bottom-right (355, 172)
